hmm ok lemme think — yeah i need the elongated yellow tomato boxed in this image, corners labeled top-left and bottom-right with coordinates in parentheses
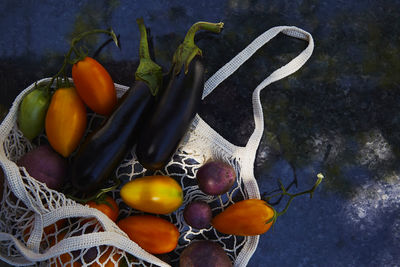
top-left (211, 199), bottom-right (275, 236)
top-left (120, 175), bottom-right (183, 214)
top-left (45, 87), bottom-right (87, 157)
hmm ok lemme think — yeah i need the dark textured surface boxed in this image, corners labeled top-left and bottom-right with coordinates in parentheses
top-left (1, 0), bottom-right (400, 266)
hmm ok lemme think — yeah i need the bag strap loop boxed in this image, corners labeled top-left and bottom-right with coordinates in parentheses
top-left (202, 26), bottom-right (314, 156)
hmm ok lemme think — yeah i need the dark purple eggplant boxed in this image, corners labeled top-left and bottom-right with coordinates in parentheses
top-left (136, 21), bottom-right (224, 171)
top-left (70, 18), bottom-right (162, 193)
top-left (136, 57), bottom-right (204, 170)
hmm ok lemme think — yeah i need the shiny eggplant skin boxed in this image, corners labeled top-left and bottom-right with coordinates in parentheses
top-left (136, 57), bottom-right (205, 171)
top-left (70, 81), bottom-right (153, 192)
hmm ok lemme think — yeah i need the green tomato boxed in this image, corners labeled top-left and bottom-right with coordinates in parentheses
top-left (18, 88), bottom-right (51, 140)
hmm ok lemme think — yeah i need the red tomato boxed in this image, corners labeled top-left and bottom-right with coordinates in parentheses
top-left (45, 87), bottom-right (87, 157)
top-left (72, 57), bottom-right (117, 116)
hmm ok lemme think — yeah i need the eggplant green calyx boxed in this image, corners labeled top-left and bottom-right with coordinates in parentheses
top-left (172, 21), bottom-right (224, 75)
top-left (134, 18), bottom-right (163, 96)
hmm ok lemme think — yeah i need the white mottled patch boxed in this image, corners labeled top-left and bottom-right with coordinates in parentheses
top-left (357, 129), bottom-right (394, 168)
top-left (357, 207), bottom-right (367, 218)
top-left (344, 172), bottom-right (400, 229)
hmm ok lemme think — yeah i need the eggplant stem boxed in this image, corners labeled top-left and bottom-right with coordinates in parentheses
top-left (172, 21), bottom-right (224, 75)
top-left (183, 21), bottom-right (224, 46)
top-left (137, 18), bottom-right (151, 60)
top-left (134, 18), bottom-right (163, 96)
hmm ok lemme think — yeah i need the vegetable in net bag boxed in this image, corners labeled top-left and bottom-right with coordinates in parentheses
top-left (0, 26), bottom-right (313, 266)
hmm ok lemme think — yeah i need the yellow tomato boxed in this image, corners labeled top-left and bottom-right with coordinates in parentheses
top-left (45, 87), bottom-right (87, 157)
top-left (120, 175), bottom-right (183, 214)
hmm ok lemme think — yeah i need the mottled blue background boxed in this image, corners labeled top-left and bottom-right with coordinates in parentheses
top-left (1, 0), bottom-right (399, 266)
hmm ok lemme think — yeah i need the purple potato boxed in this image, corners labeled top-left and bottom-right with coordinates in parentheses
top-left (17, 144), bottom-right (68, 190)
top-left (179, 240), bottom-right (232, 267)
top-left (183, 201), bottom-right (212, 229)
top-left (196, 160), bottom-right (236, 196)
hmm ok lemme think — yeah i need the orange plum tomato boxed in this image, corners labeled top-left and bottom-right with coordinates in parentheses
top-left (72, 57), bottom-right (117, 116)
top-left (45, 87), bottom-right (87, 157)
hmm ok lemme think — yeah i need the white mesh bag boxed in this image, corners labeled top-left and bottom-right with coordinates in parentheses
top-left (0, 26), bottom-right (313, 267)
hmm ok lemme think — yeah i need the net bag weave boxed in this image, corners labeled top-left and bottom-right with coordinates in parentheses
top-left (0, 26), bottom-right (313, 266)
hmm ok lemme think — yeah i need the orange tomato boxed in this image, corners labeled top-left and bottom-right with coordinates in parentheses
top-left (91, 247), bottom-right (122, 267)
top-left (45, 87), bottom-right (87, 157)
top-left (86, 195), bottom-right (119, 222)
top-left (23, 219), bottom-right (66, 242)
top-left (211, 199), bottom-right (276, 236)
top-left (72, 57), bottom-right (117, 116)
top-left (120, 175), bottom-right (183, 214)
top-left (44, 219), bottom-right (66, 237)
top-left (117, 215), bottom-right (179, 254)
top-left (50, 231), bottom-right (82, 267)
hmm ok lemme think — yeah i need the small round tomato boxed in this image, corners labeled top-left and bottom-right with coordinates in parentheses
top-left (45, 87), bottom-right (87, 157)
top-left (120, 175), bottom-right (183, 214)
top-left (86, 195), bottom-right (119, 222)
top-left (72, 57), bottom-right (117, 116)
top-left (18, 87), bottom-right (51, 140)
top-left (117, 215), bottom-right (179, 254)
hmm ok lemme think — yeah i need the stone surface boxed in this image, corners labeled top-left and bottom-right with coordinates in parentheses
top-left (1, 0), bottom-right (399, 266)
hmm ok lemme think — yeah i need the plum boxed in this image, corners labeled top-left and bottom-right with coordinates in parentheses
top-left (183, 200), bottom-right (212, 229)
top-left (17, 144), bottom-right (68, 190)
top-left (179, 240), bottom-right (232, 267)
top-left (196, 160), bottom-right (236, 196)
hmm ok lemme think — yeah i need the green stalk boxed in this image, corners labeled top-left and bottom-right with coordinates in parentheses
top-left (134, 18), bottom-right (163, 96)
top-left (69, 28), bottom-right (119, 63)
top-left (43, 53), bottom-right (71, 93)
top-left (66, 176), bottom-right (121, 204)
top-left (172, 21), bottom-right (224, 75)
top-left (263, 173), bottom-right (325, 225)
top-left (44, 28), bottom-right (119, 92)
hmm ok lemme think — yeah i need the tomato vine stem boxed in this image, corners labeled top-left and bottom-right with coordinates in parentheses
top-left (263, 173), bottom-right (324, 224)
top-left (66, 176), bottom-right (120, 204)
top-left (43, 28), bottom-right (118, 93)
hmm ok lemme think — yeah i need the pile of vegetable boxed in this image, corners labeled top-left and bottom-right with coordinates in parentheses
top-left (15, 18), bottom-right (324, 266)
